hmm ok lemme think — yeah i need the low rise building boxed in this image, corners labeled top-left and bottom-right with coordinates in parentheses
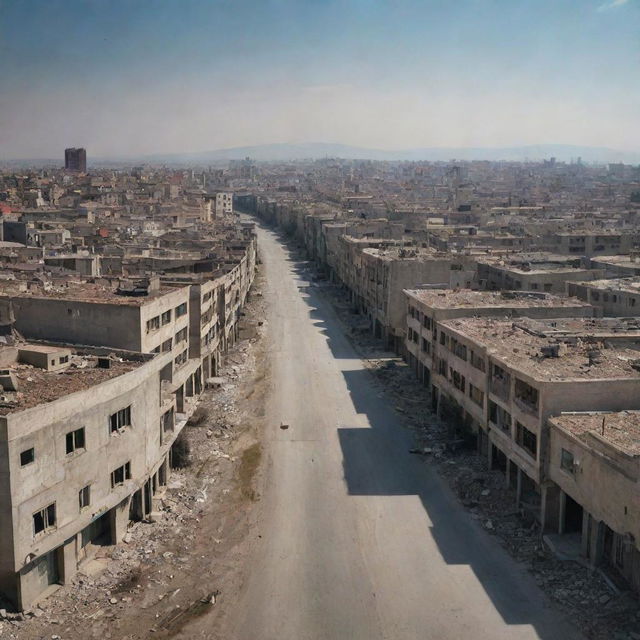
top-left (0, 344), bottom-right (176, 609)
top-left (546, 411), bottom-right (640, 594)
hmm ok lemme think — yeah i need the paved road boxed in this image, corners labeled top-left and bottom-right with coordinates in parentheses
top-left (228, 223), bottom-right (583, 640)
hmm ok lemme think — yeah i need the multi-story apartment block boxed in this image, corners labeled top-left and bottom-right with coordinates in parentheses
top-left (546, 411), bottom-right (640, 593)
top-left (0, 343), bottom-right (176, 609)
top-left (477, 254), bottom-right (604, 293)
top-left (568, 278), bottom-right (640, 316)
top-left (427, 317), bottom-right (640, 518)
top-left (404, 289), bottom-right (595, 387)
top-left (1, 279), bottom-right (200, 417)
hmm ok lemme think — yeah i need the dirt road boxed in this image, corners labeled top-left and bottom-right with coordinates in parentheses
top-left (203, 223), bottom-right (585, 640)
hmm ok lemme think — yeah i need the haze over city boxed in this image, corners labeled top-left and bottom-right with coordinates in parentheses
top-left (3, 2), bottom-right (640, 639)
top-left (1, 0), bottom-right (639, 159)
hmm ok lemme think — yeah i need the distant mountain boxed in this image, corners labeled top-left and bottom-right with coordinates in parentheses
top-left (4, 143), bottom-right (640, 167)
top-left (132, 142), bottom-right (640, 165)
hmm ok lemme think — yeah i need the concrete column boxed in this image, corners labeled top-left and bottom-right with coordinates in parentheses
top-left (541, 483), bottom-right (561, 534)
top-left (558, 491), bottom-right (567, 535)
top-left (61, 538), bottom-right (78, 584)
top-left (110, 497), bottom-right (131, 543)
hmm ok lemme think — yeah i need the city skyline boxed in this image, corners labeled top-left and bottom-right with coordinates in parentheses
top-left (1, 0), bottom-right (639, 159)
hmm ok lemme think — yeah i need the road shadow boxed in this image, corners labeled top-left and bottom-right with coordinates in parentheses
top-left (252, 219), bottom-right (581, 638)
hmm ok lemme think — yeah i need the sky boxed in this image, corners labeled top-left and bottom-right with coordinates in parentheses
top-left (0, 0), bottom-right (639, 158)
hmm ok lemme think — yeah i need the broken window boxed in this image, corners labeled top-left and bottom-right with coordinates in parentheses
top-left (110, 406), bottom-right (132, 433)
top-left (175, 302), bottom-right (188, 318)
top-left (111, 461), bottom-right (132, 488)
top-left (79, 485), bottom-right (91, 511)
top-left (161, 310), bottom-right (172, 325)
top-left (470, 350), bottom-right (486, 372)
top-left (33, 503), bottom-right (56, 536)
top-left (161, 338), bottom-right (173, 352)
top-left (469, 384), bottom-right (484, 408)
top-left (421, 337), bottom-right (430, 354)
top-left (20, 447), bottom-right (35, 467)
top-left (516, 422), bottom-right (537, 459)
top-left (489, 400), bottom-right (511, 432)
top-left (146, 316), bottom-right (160, 332)
top-left (175, 327), bottom-right (188, 343)
top-left (450, 368), bottom-right (465, 393)
top-left (514, 378), bottom-right (539, 414)
top-left (66, 427), bottom-right (86, 454)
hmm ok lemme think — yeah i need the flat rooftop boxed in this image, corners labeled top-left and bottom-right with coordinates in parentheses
top-left (405, 289), bottom-right (592, 310)
top-left (581, 278), bottom-right (640, 295)
top-left (440, 317), bottom-right (640, 381)
top-left (551, 411), bottom-right (640, 456)
top-left (0, 281), bottom-right (180, 306)
top-left (0, 348), bottom-right (144, 415)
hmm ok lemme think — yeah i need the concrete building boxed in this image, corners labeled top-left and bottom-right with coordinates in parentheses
top-left (568, 278), bottom-right (640, 316)
top-left (426, 317), bottom-right (640, 521)
top-left (546, 411), bottom-right (640, 594)
top-left (477, 254), bottom-right (604, 294)
top-left (404, 289), bottom-right (595, 387)
top-left (64, 148), bottom-right (87, 173)
top-left (0, 344), bottom-right (176, 609)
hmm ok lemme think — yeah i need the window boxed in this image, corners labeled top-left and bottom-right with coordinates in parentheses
top-left (146, 316), bottom-right (160, 332)
top-left (469, 384), bottom-right (484, 408)
top-left (175, 349), bottom-right (188, 367)
top-left (66, 427), bottom-right (86, 454)
top-left (560, 448), bottom-right (575, 474)
top-left (78, 485), bottom-right (91, 511)
top-left (516, 422), bottom-right (538, 459)
top-left (175, 327), bottom-right (188, 343)
top-left (470, 350), bottom-right (486, 372)
top-left (421, 337), bottom-right (430, 354)
top-left (175, 303), bottom-right (187, 318)
top-left (161, 310), bottom-right (172, 325)
top-left (110, 406), bottom-right (132, 433)
top-left (60, 355), bottom-right (69, 364)
top-left (450, 368), bottom-right (465, 393)
top-left (33, 503), bottom-right (56, 536)
top-left (20, 448), bottom-right (35, 467)
top-left (111, 462), bottom-right (132, 488)
top-left (161, 338), bottom-right (173, 352)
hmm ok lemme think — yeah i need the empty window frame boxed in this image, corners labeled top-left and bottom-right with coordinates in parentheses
top-left (516, 422), bottom-right (538, 459)
top-left (66, 427), bottom-right (86, 454)
top-left (146, 316), bottom-right (160, 333)
top-left (33, 503), bottom-right (56, 536)
top-left (78, 485), bottom-right (91, 511)
top-left (175, 303), bottom-right (188, 318)
top-left (109, 406), bottom-right (132, 433)
top-left (161, 310), bottom-right (172, 325)
top-left (111, 462), bottom-right (132, 488)
top-left (161, 338), bottom-right (173, 352)
top-left (175, 327), bottom-right (188, 343)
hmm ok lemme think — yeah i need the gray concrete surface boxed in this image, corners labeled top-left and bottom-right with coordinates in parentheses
top-left (229, 224), bottom-right (584, 640)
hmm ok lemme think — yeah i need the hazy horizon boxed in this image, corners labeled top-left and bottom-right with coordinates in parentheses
top-left (1, 0), bottom-right (639, 159)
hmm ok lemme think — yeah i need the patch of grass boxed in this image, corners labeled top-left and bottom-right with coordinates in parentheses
top-left (238, 443), bottom-right (262, 501)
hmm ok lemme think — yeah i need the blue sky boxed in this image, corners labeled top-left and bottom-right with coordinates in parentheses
top-left (0, 0), bottom-right (638, 157)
